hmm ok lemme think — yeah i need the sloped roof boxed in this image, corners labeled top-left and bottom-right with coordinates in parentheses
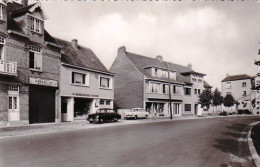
top-left (55, 38), bottom-right (110, 73)
top-left (11, 3), bottom-right (36, 18)
top-left (221, 74), bottom-right (252, 82)
top-left (125, 52), bottom-right (200, 84)
top-left (204, 81), bottom-right (212, 88)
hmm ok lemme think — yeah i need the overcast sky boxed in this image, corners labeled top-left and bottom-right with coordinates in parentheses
top-left (39, 1), bottom-right (260, 89)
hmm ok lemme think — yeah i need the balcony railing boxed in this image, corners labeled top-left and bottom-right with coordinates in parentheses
top-left (0, 60), bottom-right (17, 75)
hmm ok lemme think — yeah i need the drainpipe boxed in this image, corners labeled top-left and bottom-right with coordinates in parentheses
top-left (165, 63), bottom-right (173, 119)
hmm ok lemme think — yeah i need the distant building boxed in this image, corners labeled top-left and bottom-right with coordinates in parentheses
top-left (110, 46), bottom-right (212, 117)
top-left (221, 74), bottom-right (260, 114)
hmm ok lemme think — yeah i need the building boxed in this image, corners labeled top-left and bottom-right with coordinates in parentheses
top-left (110, 46), bottom-right (212, 117)
top-left (0, 1), bottom-right (61, 126)
top-left (56, 38), bottom-right (114, 122)
top-left (221, 74), bottom-right (254, 112)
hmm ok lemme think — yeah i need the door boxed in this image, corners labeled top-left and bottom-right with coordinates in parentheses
top-left (29, 86), bottom-right (56, 124)
top-left (173, 103), bottom-right (181, 116)
top-left (8, 96), bottom-right (19, 121)
top-left (194, 104), bottom-right (198, 115)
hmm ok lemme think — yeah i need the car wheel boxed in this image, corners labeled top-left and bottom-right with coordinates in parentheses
top-left (114, 118), bottom-right (118, 122)
top-left (134, 116), bottom-right (137, 120)
top-left (99, 118), bottom-right (103, 123)
top-left (89, 121), bottom-right (93, 123)
top-left (145, 115), bottom-right (148, 119)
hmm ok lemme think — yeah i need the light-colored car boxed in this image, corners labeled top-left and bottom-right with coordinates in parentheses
top-left (125, 108), bottom-right (149, 119)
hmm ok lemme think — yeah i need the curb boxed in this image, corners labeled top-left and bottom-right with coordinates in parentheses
top-left (248, 121), bottom-right (260, 167)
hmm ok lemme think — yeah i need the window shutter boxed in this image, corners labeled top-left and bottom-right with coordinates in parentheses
top-left (35, 52), bottom-right (42, 70)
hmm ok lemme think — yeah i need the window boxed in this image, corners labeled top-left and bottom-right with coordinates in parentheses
top-left (242, 82), bottom-right (246, 87)
top-left (198, 89), bottom-right (201, 95)
top-left (192, 78), bottom-right (197, 82)
top-left (0, 36), bottom-right (5, 60)
top-left (9, 96), bottom-right (18, 110)
top-left (172, 85), bottom-right (182, 95)
top-left (170, 71), bottom-right (176, 80)
top-left (29, 45), bottom-right (42, 71)
top-left (30, 17), bottom-right (41, 33)
top-left (71, 72), bottom-right (88, 86)
top-left (155, 68), bottom-right (158, 76)
top-left (0, 5), bottom-right (2, 20)
top-left (99, 100), bottom-right (105, 105)
top-left (185, 88), bottom-right (191, 95)
top-left (162, 84), bottom-right (169, 94)
top-left (194, 89), bottom-right (197, 94)
top-left (149, 82), bottom-right (161, 94)
top-left (226, 82), bottom-right (231, 89)
top-left (185, 104), bottom-right (191, 112)
top-left (242, 91), bottom-right (246, 97)
top-left (161, 70), bottom-right (168, 78)
top-left (100, 77), bottom-right (110, 88)
top-left (198, 79), bottom-right (203, 83)
top-left (99, 100), bottom-right (111, 106)
top-left (8, 85), bottom-right (19, 92)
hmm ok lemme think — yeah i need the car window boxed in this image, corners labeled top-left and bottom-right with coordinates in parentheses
top-left (107, 110), bottom-right (114, 113)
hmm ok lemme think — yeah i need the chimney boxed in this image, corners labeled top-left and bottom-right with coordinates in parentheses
top-left (71, 39), bottom-right (78, 50)
top-left (187, 63), bottom-right (192, 69)
top-left (155, 55), bottom-right (163, 62)
top-left (118, 46), bottom-right (126, 55)
top-left (21, 0), bottom-right (28, 7)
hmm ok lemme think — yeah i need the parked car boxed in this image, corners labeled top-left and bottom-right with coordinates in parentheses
top-left (87, 108), bottom-right (121, 123)
top-left (125, 108), bottom-right (149, 119)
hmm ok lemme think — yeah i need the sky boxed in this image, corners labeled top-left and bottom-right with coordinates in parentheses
top-left (37, 1), bottom-right (260, 89)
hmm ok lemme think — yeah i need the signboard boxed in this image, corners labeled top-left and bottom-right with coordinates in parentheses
top-left (72, 93), bottom-right (99, 98)
top-left (29, 77), bottom-right (58, 87)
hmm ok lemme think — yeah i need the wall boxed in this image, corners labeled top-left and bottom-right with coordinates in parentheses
top-left (221, 79), bottom-right (251, 100)
top-left (60, 65), bottom-right (114, 100)
top-left (109, 47), bottom-right (144, 109)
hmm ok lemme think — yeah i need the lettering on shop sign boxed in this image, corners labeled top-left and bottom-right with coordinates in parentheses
top-left (72, 93), bottom-right (99, 97)
top-left (29, 77), bottom-right (58, 87)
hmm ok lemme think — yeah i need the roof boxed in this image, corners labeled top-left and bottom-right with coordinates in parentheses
top-left (204, 81), bottom-right (212, 88)
top-left (125, 52), bottom-right (201, 84)
top-left (221, 74), bottom-right (252, 82)
top-left (181, 71), bottom-right (206, 76)
top-left (55, 38), bottom-right (110, 74)
top-left (11, 3), bottom-right (36, 18)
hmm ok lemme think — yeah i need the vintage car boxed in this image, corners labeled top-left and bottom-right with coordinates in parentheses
top-left (87, 108), bottom-right (121, 123)
top-left (125, 108), bottom-right (150, 119)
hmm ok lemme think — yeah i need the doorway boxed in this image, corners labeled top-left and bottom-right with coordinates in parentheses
top-left (74, 98), bottom-right (92, 120)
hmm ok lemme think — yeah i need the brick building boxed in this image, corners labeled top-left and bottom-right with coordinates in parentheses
top-left (0, 1), bottom-right (61, 126)
top-left (110, 46), bottom-right (212, 117)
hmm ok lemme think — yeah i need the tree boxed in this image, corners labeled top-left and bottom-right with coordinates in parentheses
top-left (223, 94), bottom-right (235, 111)
top-left (212, 88), bottom-right (223, 114)
top-left (198, 89), bottom-right (213, 111)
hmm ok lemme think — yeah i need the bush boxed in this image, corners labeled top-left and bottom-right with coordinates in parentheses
top-left (219, 111), bottom-right (228, 116)
top-left (237, 109), bottom-right (251, 115)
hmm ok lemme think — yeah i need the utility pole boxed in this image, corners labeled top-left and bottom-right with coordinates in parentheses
top-left (165, 62), bottom-right (173, 119)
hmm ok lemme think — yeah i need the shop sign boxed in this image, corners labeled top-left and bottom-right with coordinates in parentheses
top-left (29, 77), bottom-right (58, 87)
top-left (72, 93), bottom-right (99, 98)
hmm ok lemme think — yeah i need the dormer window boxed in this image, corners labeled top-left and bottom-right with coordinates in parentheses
top-left (30, 17), bottom-right (41, 33)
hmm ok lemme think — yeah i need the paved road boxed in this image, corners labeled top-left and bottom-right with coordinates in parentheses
top-left (0, 116), bottom-right (259, 167)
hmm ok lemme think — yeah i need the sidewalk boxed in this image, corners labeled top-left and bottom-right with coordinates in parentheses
top-left (0, 114), bottom-right (258, 139)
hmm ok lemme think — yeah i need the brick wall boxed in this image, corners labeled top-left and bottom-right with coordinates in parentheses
top-left (110, 47), bottom-right (144, 109)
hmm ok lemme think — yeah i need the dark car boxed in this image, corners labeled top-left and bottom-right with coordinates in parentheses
top-left (87, 108), bottom-right (121, 123)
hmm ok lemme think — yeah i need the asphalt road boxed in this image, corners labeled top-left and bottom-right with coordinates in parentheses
top-left (0, 116), bottom-right (260, 167)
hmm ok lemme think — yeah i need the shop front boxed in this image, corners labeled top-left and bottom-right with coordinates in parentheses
top-left (146, 99), bottom-right (182, 117)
